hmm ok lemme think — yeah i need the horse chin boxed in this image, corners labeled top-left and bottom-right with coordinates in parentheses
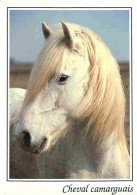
top-left (31, 137), bottom-right (57, 154)
top-left (33, 138), bottom-right (47, 154)
top-left (39, 130), bottom-right (66, 153)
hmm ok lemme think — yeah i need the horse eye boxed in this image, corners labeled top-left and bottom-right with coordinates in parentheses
top-left (58, 75), bottom-right (69, 85)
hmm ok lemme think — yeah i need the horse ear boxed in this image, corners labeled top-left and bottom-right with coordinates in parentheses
top-left (42, 22), bottom-right (53, 39)
top-left (61, 21), bottom-right (75, 48)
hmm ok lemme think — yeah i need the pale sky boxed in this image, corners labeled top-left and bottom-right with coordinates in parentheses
top-left (10, 9), bottom-right (129, 63)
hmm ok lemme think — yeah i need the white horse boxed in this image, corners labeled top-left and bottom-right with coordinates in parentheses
top-left (10, 21), bottom-right (129, 179)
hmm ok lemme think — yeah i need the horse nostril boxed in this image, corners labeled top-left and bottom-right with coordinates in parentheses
top-left (18, 131), bottom-right (47, 153)
top-left (22, 131), bottom-right (31, 147)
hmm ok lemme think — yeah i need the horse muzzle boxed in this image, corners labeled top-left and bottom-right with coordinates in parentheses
top-left (17, 131), bottom-right (47, 154)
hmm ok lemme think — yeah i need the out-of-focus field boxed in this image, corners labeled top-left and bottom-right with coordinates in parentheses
top-left (10, 64), bottom-right (32, 89)
top-left (10, 63), bottom-right (130, 152)
top-left (119, 63), bottom-right (130, 153)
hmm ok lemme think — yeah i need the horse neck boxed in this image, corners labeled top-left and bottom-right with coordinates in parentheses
top-left (86, 123), bottom-right (129, 178)
top-left (71, 121), bottom-right (129, 178)
top-left (38, 120), bottom-right (129, 178)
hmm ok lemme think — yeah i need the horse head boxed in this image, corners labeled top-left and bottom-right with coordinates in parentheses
top-left (15, 22), bottom-right (91, 154)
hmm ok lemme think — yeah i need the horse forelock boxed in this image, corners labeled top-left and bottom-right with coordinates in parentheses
top-left (23, 33), bottom-right (67, 105)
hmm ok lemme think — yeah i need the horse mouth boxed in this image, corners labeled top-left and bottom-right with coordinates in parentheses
top-left (33, 138), bottom-right (47, 154)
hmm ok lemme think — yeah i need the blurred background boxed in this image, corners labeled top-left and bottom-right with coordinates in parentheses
top-left (9, 9), bottom-right (130, 151)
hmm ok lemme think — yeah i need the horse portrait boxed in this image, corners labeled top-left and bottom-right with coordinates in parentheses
top-left (10, 21), bottom-right (130, 179)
